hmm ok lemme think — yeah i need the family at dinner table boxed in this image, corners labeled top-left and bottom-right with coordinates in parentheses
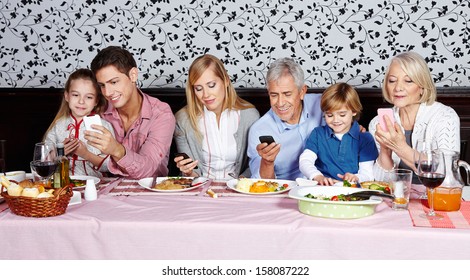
top-left (43, 45), bottom-right (460, 186)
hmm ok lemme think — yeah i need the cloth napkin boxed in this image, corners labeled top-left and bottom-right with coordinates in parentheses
top-left (205, 181), bottom-right (290, 198)
top-left (108, 179), bottom-right (202, 196)
top-left (408, 199), bottom-right (470, 229)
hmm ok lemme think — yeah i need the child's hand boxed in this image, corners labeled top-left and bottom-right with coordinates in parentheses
top-left (337, 173), bottom-right (359, 184)
top-left (314, 175), bottom-right (338, 186)
top-left (73, 140), bottom-right (89, 158)
top-left (63, 138), bottom-right (80, 155)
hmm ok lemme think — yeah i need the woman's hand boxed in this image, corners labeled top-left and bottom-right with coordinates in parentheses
top-left (374, 120), bottom-right (407, 153)
top-left (374, 117), bottom-right (415, 169)
top-left (174, 155), bottom-right (198, 177)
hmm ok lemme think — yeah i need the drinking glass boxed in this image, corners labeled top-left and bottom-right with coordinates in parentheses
top-left (414, 138), bottom-right (437, 199)
top-left (30, 142), bottom-right (58, 187)
top-left (417, 149), bottom-right (445, 220)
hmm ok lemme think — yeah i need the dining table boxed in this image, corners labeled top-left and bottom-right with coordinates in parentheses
top-left (1, 177), bottom-right (470, 260)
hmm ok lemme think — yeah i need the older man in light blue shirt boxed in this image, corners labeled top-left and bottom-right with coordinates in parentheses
top-left (247, 58), bottom-right (324, 180)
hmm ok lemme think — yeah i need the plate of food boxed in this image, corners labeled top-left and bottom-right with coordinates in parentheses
top-left (70, 175), bottom-right (100, 189)
top-left (333, 180), bottom-right (360, 188)
top-left (226, 178), bottom-right (295, 195)
top-left (288, 186), bottom-right (383, 219)
top-left (360, 181), bottom-right (391, 194)
top-left (138, 177), bottom-right (208, 192)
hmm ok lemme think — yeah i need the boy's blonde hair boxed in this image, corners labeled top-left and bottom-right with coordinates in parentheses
top-left (321, 83), bottom-right (362, 121)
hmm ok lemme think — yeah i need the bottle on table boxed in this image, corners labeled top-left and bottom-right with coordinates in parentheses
top-left (53, 142), bottom-right (70, 189)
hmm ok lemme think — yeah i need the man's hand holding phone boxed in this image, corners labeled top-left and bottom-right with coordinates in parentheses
top-left (257, 135), bottom-right (280, 162)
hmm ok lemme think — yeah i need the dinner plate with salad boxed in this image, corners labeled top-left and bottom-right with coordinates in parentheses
top-left (69, 175), bottom-right (100, 189)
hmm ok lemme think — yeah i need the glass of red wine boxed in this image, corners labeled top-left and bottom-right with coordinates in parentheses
top-left (417, 148), bottom-right (445, 220)
top-left (414, 138), bottom-right (438, 199)
top-left (30, 142), bottom-right (58, 187)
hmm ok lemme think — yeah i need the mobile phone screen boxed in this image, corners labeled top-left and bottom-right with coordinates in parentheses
top-left (259, 135), bottom-right (275, 145)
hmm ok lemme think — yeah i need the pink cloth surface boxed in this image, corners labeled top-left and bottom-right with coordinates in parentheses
top-left (408, 200), bottom-right (470, 229)
top-left (1, 181), bottom-right (470, 260)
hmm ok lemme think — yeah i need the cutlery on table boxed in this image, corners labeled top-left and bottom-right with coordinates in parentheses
top-left (344, 190), bottom-right (395, 200)
top-left (191, 177), bottom-right (209, 188)
top-left (150, 169), bottom-right (158, 188)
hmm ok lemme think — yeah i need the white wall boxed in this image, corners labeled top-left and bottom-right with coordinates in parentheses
top-left (0, 0), bottom-right (469, 88)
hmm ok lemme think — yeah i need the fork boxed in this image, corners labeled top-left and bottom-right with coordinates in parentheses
top-left (150, 168), bottom-right (159, 188)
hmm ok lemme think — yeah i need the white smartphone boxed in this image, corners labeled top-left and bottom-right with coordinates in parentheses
top-left (83, 115), bottom-right (103, 133)
top-left (377, 108), bottom-right (395, 132)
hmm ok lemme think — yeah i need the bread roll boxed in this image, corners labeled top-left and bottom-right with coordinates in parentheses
top-left (18, 179), bottom-right (34, 189)
top-left (1, 175), bottom-right (10, 188)
top-left (7, 182), bottom-right (23, 196)
top-left (36, 192), bottom-right (53, 198)
top-left (21, 187), bottom-right (39, 198)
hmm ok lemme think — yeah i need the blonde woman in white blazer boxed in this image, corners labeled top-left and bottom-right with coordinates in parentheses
top-left (369, 51), bottom-right (460, 181)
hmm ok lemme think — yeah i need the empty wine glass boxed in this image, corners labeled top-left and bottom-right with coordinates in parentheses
top-left (414, 138), bottom-right (437, 199)
top-left (418, 149), bottom-right (445, 220)
top-left (30, 142), bottom-right (58, 187)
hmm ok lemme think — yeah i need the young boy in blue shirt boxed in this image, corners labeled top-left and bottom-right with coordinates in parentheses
top-left (299, 83), bottom-right (378, 185)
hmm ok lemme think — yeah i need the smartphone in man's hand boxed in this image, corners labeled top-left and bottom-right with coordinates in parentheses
top-left (83, 115), bottom-right (103, 133)
top-left (259, 135), bottom-right (275, 145)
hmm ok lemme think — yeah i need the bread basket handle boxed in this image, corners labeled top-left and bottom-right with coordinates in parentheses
top-left (54, 185), bottom-right (73, 200)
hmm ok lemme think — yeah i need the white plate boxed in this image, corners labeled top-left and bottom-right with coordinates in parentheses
top-left (226, 179), bottom-right (295, 195)
top-left (295, 178), bottom-right (318, 187)
top-left (70, 175), bottom-right (100, 189)
top-left (288, 186), bottom-right (383, 205)
top-left (138, 177), bottom-right (206, 192)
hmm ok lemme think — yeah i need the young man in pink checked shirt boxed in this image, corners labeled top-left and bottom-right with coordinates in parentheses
top-left (86, 46), bottom-right (175, 179)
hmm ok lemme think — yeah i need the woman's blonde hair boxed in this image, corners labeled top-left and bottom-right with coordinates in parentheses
top-left (382, 51), bottom-right (436, 105)
top-left (321, 83), bottom-right (362, 121)
top-left (185, 54), bottom-right (254, 139)
top-left (43, 69), bottom-right (106, 140)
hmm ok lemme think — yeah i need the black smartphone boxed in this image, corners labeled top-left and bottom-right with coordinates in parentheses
top-left (259, 135), bottom-right (275, 145)
top-left (174, 152), bottom-right (198, 169)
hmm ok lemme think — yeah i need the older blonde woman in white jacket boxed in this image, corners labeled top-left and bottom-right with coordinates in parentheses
top-left (369, 51), bottom-right (460, 181)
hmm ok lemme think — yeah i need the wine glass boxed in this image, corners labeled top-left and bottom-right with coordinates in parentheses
top-left (30, 142), bottom-right (58, 187)
top-left (414, 138), bottom-right (437, 199)
top-left (417, 149), bottom-right (445, 220)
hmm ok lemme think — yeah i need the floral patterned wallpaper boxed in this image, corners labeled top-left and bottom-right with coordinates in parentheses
top-left (0, 0), bottom-right (469, 88)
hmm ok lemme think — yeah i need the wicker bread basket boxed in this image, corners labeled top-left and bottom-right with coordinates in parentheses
top-left (1, 185), bottom-right (73, 217)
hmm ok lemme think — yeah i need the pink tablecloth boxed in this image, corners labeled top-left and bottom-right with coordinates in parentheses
top-left (1, 180), bottom-right (470, 260)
